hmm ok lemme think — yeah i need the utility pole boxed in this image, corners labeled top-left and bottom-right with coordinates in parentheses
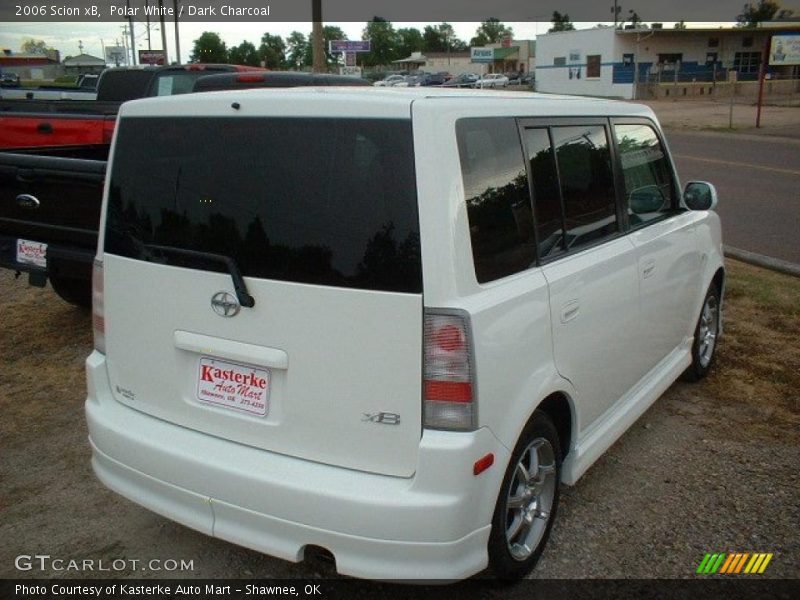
top-left (173, 0), bottom-right (181, 64)
top-left (312, 0), bottom-right (324, 73)
top-left (159, 0), bottom-right (168, 63)
top-left (120, 28), bottom-right (128, 65)
top-left (145, 0), bottom-right (152, 51)
top-left (612, 1), bottom-right (621, 28)
top-left (126, 0), bottom-right (136, 65)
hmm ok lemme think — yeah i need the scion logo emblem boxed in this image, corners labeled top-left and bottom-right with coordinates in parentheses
top-left (211, 291), bottom-right (240, 317)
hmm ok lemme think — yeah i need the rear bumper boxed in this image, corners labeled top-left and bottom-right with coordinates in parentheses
top-left (85, 351), bottom-right (508, 580)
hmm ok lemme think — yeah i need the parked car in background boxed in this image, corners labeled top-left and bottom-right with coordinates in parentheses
top-left (393, 75), bottom-right (422, 87)
top-left (520, 71), bottom-right (536, 86)
top-left (373, 74), bottom-right (406, 87)
top-left (1, 71), bottom-right (21, 86)
top-left (418, 73), bottom-right (448, 86)
top-left (474, 73), bottom-right (510, 88)
top-left (442, 73), bottom-right (479, 88)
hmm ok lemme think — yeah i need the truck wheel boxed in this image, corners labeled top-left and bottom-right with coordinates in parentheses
top-left (488, 410), bottom-right (561, 580)
top-left (50, 276), bottom-right (91, 309)
top-left (682, 285), bottom-right (720, 382)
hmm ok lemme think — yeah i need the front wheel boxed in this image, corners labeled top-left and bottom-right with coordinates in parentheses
top-left (683, 285), bottom-right (720, 382)
top-left (488, 411), bottom-right (561, 580)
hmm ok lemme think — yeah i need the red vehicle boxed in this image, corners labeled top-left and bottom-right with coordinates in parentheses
top-left (0, 69), bottom-right (373, 308)
top-left (0, 64), bottom-right (264, 149)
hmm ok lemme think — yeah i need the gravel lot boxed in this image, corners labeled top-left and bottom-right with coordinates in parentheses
top-left (1, 261), bottom-right (798, 586)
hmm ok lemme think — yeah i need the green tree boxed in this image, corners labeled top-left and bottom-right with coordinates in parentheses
top-left (736, 1), bottom-right (783, 26)
top-left (21, 39), bottom-right (55, 55)
top-left (548, 11), bottom-right (576, 33)
top-left (470, 18), bottom-right (514, 47)
top-left (422, 23), bottom-right (465, 53)
top-left (304, 26), bottom-right (347, 68)
top-left (259, 33), bottom-right (286, 69)
top-left (626, 10), bottom-right (645, 28)
top-left (362, 17), bottom-right (400, 67)
top-left (285, 31), bottom-right (308, 70)
top-left (228, 41), bottom-right (260, 67)
top-left (190, 32), bottom-right (228, 63)
top-left (396, 28), bottom-right (424, 58)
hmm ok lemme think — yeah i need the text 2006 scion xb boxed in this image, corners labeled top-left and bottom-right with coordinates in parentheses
top-left (86, 87), bottom-right (723, 580)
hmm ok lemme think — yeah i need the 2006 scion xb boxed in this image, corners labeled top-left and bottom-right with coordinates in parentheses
top-left (86, 87), bottom-right (724, 580)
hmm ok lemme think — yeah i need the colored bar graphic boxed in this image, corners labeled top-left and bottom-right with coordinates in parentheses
top-left (719, 554), bottom-right (736, 574)
top-left (744, 554), bottom-right (760, 573)
top-left (698, 552), bottom-right (773, 575)
top-left (697, 553), bottom-right (712, 574)
top-left (704, 553), bottom-right (719, 573)
top-left (758, 554), bottom-right (773, 574)
top-left (711, 553), bottom-right (726, 573)
top-left (734, 553), bottom-right (749, 573)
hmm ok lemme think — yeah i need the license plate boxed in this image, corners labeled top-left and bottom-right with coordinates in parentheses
top-left (16, 239), bottom-right (47, 269)
top-left (196, 357), bottom-right (270, 417)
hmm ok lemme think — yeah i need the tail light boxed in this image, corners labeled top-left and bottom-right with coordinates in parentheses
top-left (102, 119), bottom-right (115, 144)
top-left (237, 74), bottom-right (265, 83)
top-left (92, 259), bottom-right (105, 353)
top-left (423, 310), bottom-right (476, 431)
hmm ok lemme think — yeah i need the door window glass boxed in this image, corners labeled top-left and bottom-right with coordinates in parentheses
top-left (614, 123), bottom-right (677, 227)
top-left (551, 125), bottom-right (618, 251)
top-left (523, 128), bottom-right (564, 258)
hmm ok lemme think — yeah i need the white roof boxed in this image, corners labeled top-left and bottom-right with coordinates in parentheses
top-left (120, 86), bottom-right (655, 121)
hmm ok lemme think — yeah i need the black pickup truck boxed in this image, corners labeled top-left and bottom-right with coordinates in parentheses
top-left (0, 71), bottom-right (369, 307)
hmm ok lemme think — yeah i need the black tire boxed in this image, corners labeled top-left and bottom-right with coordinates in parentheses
top-left (488, 410), bottom-right (562, 580)
top-left (682, 284), bottom-right (721, 382)
top-left (50, 276), bottom-right (92, 309)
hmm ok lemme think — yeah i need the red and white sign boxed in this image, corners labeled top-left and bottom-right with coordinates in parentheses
top-left (196, 357), bottom-right (269, 416)
top-left (16, 239), bottom-right (47, 268)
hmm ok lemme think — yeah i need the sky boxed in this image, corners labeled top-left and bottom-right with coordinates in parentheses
top-left (0, 20), bottom-right (733, 64)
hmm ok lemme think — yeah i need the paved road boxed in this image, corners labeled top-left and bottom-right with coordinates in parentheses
top-left (664, 130), bottom-right (800, 265)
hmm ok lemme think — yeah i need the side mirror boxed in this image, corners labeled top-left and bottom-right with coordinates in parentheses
top-left (630, 185), bottom-right (666, 214)
top-left (684, 181), bottom-right (718, 211)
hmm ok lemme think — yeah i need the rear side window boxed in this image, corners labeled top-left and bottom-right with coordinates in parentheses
top-left (456, 118), bottom-right (535, 283)
top-left (105, 117), bottom-right (421, 293)
top-left (614, 123), bottom-right (677, 227)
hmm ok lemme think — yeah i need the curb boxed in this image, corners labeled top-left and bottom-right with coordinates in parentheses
top-left (724, 245), bottom-right (800, 278)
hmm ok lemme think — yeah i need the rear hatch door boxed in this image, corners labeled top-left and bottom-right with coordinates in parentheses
top-left (101, 94), bottom-right (423, 477)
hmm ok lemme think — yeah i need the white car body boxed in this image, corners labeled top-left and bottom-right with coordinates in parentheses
top-left (373, 74), bottom-right (406, 87)
top-left (86, 88), bottom-right (724, 580)
top-left (474, 74), bottom-right (510, 88)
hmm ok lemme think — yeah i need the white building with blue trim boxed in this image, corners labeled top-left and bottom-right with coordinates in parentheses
top-left (535, 24), bottom-right (800, 99)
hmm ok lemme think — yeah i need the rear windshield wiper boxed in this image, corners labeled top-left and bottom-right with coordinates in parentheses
top-left (142, 243), bottom-right (255, 308)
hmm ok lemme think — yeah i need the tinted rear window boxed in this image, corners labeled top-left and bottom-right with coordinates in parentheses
top-left (456, 118), bottom-right (536, 283)
top-left (105, 117), bottom-right (421, 293)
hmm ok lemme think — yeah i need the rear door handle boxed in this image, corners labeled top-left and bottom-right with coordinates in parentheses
top-left (560, 300), bottom-right (580, 324)
top-left (642, 259), bottom-right (656, 279)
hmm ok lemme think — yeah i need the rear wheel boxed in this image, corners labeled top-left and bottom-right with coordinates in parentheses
top-left (488, 411), bottom-right (561, 580)
top-left (683, 285), bottom-right (720, 382)
top-left (50, 276), bottom-right (91, 309)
